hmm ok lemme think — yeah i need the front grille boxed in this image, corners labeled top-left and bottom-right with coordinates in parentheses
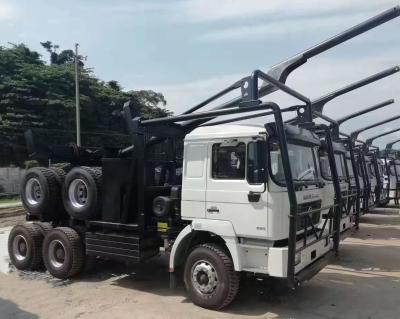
top-left (297, 200), bottom-right (321, 231)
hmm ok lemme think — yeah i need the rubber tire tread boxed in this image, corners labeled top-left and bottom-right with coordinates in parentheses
top-left (21, 167), bottom-right (60, 220)
top-left (8, 223), bottom-right (44, 270)
top-left (184, 243), bottom-right (240, 309)
top-left (33, 222), bottom-right (53, 236)
top-left (49, 167), bottom-right (66, 185)
top-left (63, 166), bottom-right (102, 220)
top-left (42, 227), bottom-right (85, 279)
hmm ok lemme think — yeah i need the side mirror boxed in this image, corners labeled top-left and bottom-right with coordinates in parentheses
top-left (257, 140), bottom-right (268, 182)
top-left (248, 139), bottom-right (267, 184)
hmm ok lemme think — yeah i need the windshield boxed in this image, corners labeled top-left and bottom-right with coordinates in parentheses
top-left (319, 154), bottom-right (331, 180)
top-left (346, 159), bottom-right (354, 178)
top-left (368, 162), bottom-right (375, 177)
top-left (390, 164), bottom-right (396, 176)
top-left (335, 154), bottom-right (346, 179)
top-left (378, 164), bottom-right (383, 176)
top-left (319, 153), bottom-right (347, 180)
top-left (269, 141), bottom-right (318, 184)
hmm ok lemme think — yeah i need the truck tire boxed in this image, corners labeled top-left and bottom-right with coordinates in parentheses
top-left (153, 196), bottom-right (172, 217)
top-left (42, 227), bottom-right (84, 279)
top-left (33, 222), bottom-right (53, 236)
top-left (8, 223), bottom-right (44, 270)
top-left (63, 166), bottom-right (102, 220)
top-left (183, 243), bottom-right (240, 309)
top-left (49, 167), bottom-right (66, 185)
top-left (20, 167), bottom-right (60, 220)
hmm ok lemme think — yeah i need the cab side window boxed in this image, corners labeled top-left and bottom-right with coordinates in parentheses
top-left (212, 143), bottom-right (245, 179)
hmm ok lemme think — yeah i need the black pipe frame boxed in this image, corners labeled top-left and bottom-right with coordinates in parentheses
top-left (386, 139), bottom-right (400, 150)
top-left (366, 128), bottom-right (400, 146)
top-left (312, 113), bottom-right (361, 227)
top-left (181, 7), bottom-right (400, 129)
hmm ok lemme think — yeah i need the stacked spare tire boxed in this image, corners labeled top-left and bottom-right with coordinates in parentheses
top-left (20, 166), bottom-right (102, 221)
top-left (20, 167), bottom-right (65, 221)
top-left (9, 166), bottom-right (102, 278)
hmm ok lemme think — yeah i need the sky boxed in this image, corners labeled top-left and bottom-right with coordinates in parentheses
top-left (1, 0), bottom-right (400, 148)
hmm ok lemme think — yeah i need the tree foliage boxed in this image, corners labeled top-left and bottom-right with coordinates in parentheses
top-left (40, 41), bottom-right (82, 66)
top-left (0, 43), bottom-right (171, 166)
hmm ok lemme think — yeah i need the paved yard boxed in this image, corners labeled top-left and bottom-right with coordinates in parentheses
top-left (0, 202), bottom-right (22, 209)
top-left (0, 208), bottom-right (399, 319)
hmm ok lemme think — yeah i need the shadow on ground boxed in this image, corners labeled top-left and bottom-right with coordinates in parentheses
top-left (0, 298), bottom-right (39, 319)
top-left (2, 206), bottom-right (399, 318)
top-left (61, 208), bottom-right (400, 317)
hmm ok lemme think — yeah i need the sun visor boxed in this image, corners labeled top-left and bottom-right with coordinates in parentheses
top-left (265, 123), bottom-right (321, 146)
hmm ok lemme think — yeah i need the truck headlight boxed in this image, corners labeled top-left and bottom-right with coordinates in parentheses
top-left (295, 252), bottom-right (301, 266)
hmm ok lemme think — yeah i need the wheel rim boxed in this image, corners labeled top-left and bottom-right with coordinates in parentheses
top-left (68, 179), bottom-right (89, 209)
top-left (48, 239), bottom-right (66, 269)
top-left (191, 260), bottom-right (218, 295)
top-left (25, 178), bottom-right (42, 206)
top-left (12, 234), bottom-right (29, 261)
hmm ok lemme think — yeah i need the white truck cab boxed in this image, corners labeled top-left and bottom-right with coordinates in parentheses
top-left (345, 154), bottom-right (359, 222)
top-left (387, 158), bottom-right (400, 201)
top-left (173, 124), bottom-right (333, 279)
top-left (365, 156), bottom-right (377, 207)
top-left (377, 158), bottom-right (389, 204)
top-left (318, 142), bottom-right (351, 233)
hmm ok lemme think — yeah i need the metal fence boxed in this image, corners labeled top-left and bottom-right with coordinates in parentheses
top-left (0, 167), bottom-right (25, 196)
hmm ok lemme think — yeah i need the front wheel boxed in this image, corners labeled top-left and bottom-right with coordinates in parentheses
top-left (183, 244), bottom-right (240, 309)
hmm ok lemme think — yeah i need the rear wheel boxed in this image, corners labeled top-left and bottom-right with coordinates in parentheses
top-left (184, 244), bottom-right (240, 309)
top-left (33, 222), bottom-right (53, 236)
top-left (42, 227), bottom-right (85, 279)
top-left (8, 223), bottom-right (44, 270)
top-left (49, 167), bottom-right (66, 185)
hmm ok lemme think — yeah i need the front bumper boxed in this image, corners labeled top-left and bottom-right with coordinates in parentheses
top-left (340, 215), bottom-right (352, 233)
top-left (340, 227), bottom-right (357, 241)
top-left (294, 250), bottom-right (336, 285)
top-left (268, 231), bottom-right (333, 278)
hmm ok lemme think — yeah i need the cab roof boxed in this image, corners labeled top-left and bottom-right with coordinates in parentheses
top-left (185, 123), bottom-right (321, 146)
top-left (185, 124), bottom-right (264, 141)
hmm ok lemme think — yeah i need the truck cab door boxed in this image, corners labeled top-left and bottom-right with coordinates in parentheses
top-left (181, 142), bottom-right (208, 219)
top-left (205, 138), bottom-right (268, 238)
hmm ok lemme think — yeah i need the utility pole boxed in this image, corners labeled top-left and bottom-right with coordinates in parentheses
top-left (75, 43), bottom-right (81, 146)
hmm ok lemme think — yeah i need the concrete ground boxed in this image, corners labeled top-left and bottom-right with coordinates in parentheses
top-left (0, 202), bottom-right (22, 209)
top-left (0, 204), bottom-right (25, 228)
top-left (0, 208), bottom-right (399, 319)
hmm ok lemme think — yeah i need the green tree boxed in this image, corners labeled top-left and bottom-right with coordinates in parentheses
top-left (40, 41), bottom-right (83, 66)
top-left (0, 42), bottom-right (171, 166)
